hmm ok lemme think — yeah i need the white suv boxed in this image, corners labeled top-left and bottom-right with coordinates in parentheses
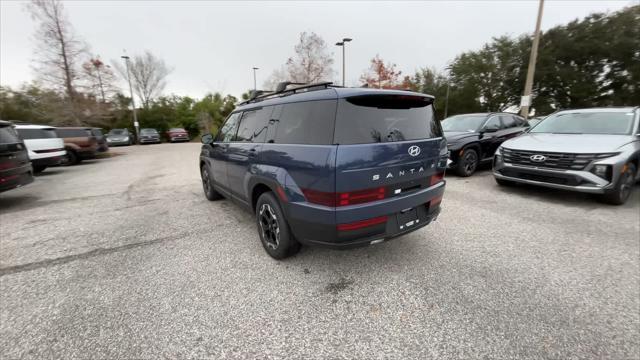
top-left (15, 124), bottom-right (66, 173)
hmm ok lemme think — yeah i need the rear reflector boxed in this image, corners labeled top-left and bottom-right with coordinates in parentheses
top-left (430, 195), bottom-right (443, 207)
top-left (337, 216), bottom-right (388, 231)
top-left (430, 172), bottom-right (445, 186)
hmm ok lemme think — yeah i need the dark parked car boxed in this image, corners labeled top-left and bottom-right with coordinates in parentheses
top-left (139, 128), bottom-right (161, 144)
top-left (494, 107), bottom-right (640, 205)
top-left (91, 128), bottom-right (109, 152)
top-left (56, 127), bottom-right (99, 165)
top-left (0, 121), bottom-right (34, 192)
top-left (166, 128), bottom-right (189, 142)
top-left (442, 112), bottom-right (529, 176)
top-left (200, 82), bottom-right (447, 259)
top-left (106, 128), bottom-right (134, 146)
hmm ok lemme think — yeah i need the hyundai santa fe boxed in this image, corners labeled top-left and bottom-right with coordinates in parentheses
top-left (199, 82), bottom-right (447, 259)
top-left (494, 107), bottom-right (640, 205)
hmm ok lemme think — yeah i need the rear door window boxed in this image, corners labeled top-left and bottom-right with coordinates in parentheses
top-left (17, 128), bottom-right (58, 140)
top-left (236, 106), bottom-right (272, 143)
top-left (272, 100), bottom-right (337, 145)
top-left (216, 113), bottom-right (241, 142)
top-left (0, 125), bottom-right (21, 144)
top-left (334, 95), bottom-right (440, 145)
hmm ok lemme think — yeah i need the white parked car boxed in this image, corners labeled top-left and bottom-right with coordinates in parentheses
top-left (15, 124), bottom-right (66, 173)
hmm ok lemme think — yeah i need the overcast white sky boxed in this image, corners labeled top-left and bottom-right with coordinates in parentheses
top-left (0, 0), bottom-right (635, 99)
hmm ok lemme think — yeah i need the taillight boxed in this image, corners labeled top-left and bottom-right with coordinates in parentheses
top-left (301, 189), bottom-right (336, 207)
top-left (430, 172), bottom-right (445, 186)
top-left (338, 187), bottom-right (385, 206)
top-left (337, 216), bottom-right (388, 231)
top-left (302, 186), bottom-right (386, 207)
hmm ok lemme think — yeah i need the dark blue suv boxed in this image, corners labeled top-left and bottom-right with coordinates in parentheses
top-left (200, 83), bottom-right (447, 259)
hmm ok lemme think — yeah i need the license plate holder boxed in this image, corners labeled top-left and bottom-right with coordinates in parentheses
top-left (397, 208), bottom-right (418, 230)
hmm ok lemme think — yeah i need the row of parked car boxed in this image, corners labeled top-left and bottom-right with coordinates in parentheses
top-left (0, 121), bottom-right (191, 193)
top-left (105, 127), bottom-right (191, 145)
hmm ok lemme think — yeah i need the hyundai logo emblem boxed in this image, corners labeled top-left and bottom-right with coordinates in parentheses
top-left (530, 154), bottom-right (546, 162)
top-left (408, 145), bottom-right (421, 157)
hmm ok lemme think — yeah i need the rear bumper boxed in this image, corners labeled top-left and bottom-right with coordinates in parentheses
top-left (0, 164), bottom-right (34, 193)
top-left (32, 155), bottom-right (65, 167)
top-left (286, 182), bottom-right (445, 248)
top-left (169, 136), bottom-right (189, 142)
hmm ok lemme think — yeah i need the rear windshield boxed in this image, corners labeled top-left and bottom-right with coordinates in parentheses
top-left (141, 129), bottom-right (158, 134)
top-left (109, 129), bottom-right (127, 135)
top-left (17, 128), bottom-right (58, 140)
top-left (0, 125), bottom-right (21, 144)
top-left (57, 128), bottom-right (91, 138)
top-left (334, 95), bottom-right (441, 144)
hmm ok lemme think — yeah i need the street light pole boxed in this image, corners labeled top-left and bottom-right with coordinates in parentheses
top-left (444, 82), bottom-right (451, 119)
top-left (252, 67), bottom-right (259, 91)
top-left (520, 0), bottom-right (545, 120)
top-left (121, 55), bottom-right (139, 144)
top-left (335, 38), bottom-right (352, 86)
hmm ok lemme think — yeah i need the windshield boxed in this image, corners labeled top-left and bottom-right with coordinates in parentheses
top-left (441, 115), bottom-right (487, 132)
top-left (169, 128), bottom-right (185, 132)
top-left (141, 129), bottom-right (158, 134)
top-left (109, 129), bottom-right (126, 135)
top-left (530, 111), bottom-right (635, 135)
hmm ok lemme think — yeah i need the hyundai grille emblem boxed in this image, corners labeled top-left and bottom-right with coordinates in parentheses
top-left (408, 145), bottom-right (421, 157)
top-left (530, 154), bottom-right (546, 162)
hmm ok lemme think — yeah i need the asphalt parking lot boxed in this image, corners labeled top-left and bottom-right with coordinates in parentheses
top-left (1, 143), bottom-right (638, 359)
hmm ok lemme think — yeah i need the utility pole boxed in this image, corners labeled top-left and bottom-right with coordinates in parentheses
top-left (121, 55), bottom-right (139, 144)
top-left (335, 38), bottom-right (352, 86)
top-left (444, 82), bottom-right (451, 118)
top-left (520, 0), bottom-right (545, 120)
top-left (252, 67), bottom-right (259, 91)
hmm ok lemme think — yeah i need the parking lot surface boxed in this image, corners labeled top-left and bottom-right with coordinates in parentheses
top-left (1, 143), bottom-right (639, 359)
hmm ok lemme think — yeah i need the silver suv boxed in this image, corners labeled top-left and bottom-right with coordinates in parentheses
top-left (493, 107), bottom-right (640, 205)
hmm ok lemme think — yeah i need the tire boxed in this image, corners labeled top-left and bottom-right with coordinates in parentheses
top-left (454, 147), bottom-right (479, 177)
top-left (255, 192), bottom-right (300, 259)
top-left (201, 166), bottom-right (223, 201)
top-left (64, 150), bottom-right (79, 165)
top-left (495, 178), bottom-right (516, 187)
top-left (599, 163), bottom-right (636, 205)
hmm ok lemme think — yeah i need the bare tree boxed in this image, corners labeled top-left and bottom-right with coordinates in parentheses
top-left (27, 0), bottom-right (86, 100)
top-left (82, 57), bottom-right (118, 102)
top-left (113, 50), bottom-right (172, 109)
top-left (265, 32), bottom-right (335, 87)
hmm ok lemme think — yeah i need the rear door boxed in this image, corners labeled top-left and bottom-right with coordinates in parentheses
top-left (208, 112), bottom-right (241, 190)
top-left (226, 106), bottom-right (272, 200)
top-left (334, 94), bottom-right (444, 200)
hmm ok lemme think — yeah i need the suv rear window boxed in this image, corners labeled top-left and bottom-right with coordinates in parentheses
top-left (334, 95), bottom-right (441, 144)
top-left (57, 128), bottom-right (91, 137)
top-left (17, 128), bottom-right (58, 140)
top-left (271, 100), bottom-right (337, 145)
top-left (0, 125), bottom-right (21, 144)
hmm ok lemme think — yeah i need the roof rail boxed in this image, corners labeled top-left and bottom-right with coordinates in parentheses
top-left (239, 81), bottom-right (337, 106)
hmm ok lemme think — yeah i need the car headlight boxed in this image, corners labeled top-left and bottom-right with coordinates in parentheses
top-left (123, 137), bottom-right (129, 141)
top-left (496, 146), bottom-right (503, 155)
top-left (591, 164), bottom-right (612, 181)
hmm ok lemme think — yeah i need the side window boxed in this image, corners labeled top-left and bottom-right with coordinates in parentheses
top-left (216, 113), bottom-right (241, 142)
top-left (236, 106), bottom-right (272, 143)
top-left (483, 116), bottom-right (502, 131)
top-left (273, 100), bottom-right (337, 145)
top-left (501, 115), bottom-right (517, 129)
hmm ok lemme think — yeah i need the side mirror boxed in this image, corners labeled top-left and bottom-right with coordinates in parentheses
top-left (481, 127), bottom-right (499, 133)
top-left (201, 134), bottom-right (213, 144)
